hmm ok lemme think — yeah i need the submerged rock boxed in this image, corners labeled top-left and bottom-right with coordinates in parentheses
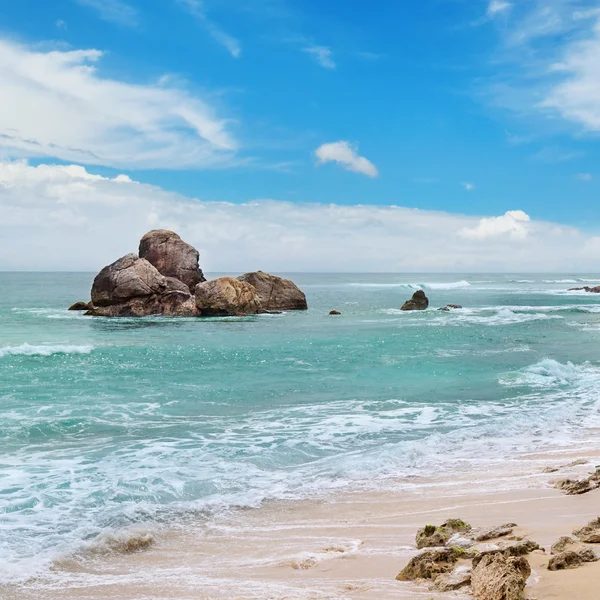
top-left (329, 310), bottom-right (342, 316)
top-left (238, 271), bottom-right (307, 311)
top-left (401, 290), bottom-right (429, 311)
top-left (68, 301), bottom-right (92, 311)
top-left (396, 547), bottom-right (459, 581)
top-left (438, 304), bottom-right (463, 311)
top-left (87, 254), bottom-right (196, 317)
top-left (194, 277), bottom-right (262, 316)
top-left (568, 286), bottom-right (600, 293)
top-left (139, 229), bottom-right (205, 292)
top-left (471, 553), bottom-right (530, 600)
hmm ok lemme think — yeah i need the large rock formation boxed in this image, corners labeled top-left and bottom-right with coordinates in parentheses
top-left (195, 277), bottom-right (262, 316)
top-left (238, 271), bottom-right (307, 311)
top-left (470, 553), bottom-right (530, 600)
top-left (87, 254), bottom-right (196, 317)
top-left (139, 229), bottom-right (205, 292)
top-left (401, 290), bottom-right (429, 311)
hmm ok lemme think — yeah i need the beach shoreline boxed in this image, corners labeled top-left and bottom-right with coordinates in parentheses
top-left (5, 449), bottom-right (600, 600)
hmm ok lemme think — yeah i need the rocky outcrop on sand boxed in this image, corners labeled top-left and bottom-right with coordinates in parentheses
top-left (238, 271), bottom-right (307, 311)
top-left (87, 254), bottom-right (197, 317)
top-left (71, 230), bottom-right (307, 318)
top-left (401, 290), bottom-right (429, 311)
top-left (554, 467), bottom-right (600, 495)
top-left (396, 547), bottom-right (462, 581)
top-left (433, 567), bottom-right (472, 591)
top-left (471, 553), bottom-right (530, 600)
top-left (139, 229), bottom-right (205, 292)
top-left (573, 518), bottom-right (600, 543)
top-left (195, 277), bottom-right (262, 316)
top-left (547, 549), bottom-right (598, 571)
top-left (551, 536), bottom-right (577, 555)
top-left (416, 519), bottom-right (472, 549)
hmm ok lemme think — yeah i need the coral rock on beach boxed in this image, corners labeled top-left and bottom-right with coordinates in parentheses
top-left (87, 254), bottom-right (197, 317)
top-left (415, 519), bottom-right (472, 549)
top-left (401, 290), bottom-right (429, 311)
top-left (551, 536), bottom-right (577, 555)
top-left (139, 229), bottom-right (205, 292)
top-left (433, 567), bottom-right (471, 591)
top-left (471, 553), bottom-right (531, 600)
top-left (573, 518), bottom-right (600, 543)
top-left (548, 549), bottom-right (598, 571)
top-left (195, 277), bottom-right (262, 316)
top-left (396, 547), bottom-right (459, 581)
top-left (555, 467), bottom-right (600, 495)
top-left (238, 271), bottom-right (307, 311)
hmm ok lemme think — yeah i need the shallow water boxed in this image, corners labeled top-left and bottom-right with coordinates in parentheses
top-left (2, 272), bottom-right (600, 583)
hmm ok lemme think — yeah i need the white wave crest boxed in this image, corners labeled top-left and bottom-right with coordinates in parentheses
top-left (499, 358), bottom-right (600, 388)
top-left (0, 343), bottom-right (94, 358)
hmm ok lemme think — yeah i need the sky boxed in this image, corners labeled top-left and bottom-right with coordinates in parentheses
top-left (1, 0), bottom-right (600, 272)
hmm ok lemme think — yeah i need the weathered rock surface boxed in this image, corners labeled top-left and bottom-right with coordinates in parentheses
top-left (548, 549), bottom-right (598, 570)
top-left (139, 229), bottom-right (205, 292)
top-left (574, 518), bottom-right (600, 543)
top-left (555, 467), bottom-right (600, 495)
top-left (438, 304), bottom-right (463, 311)
top-left (473, 523), bottom-right (517, 542)
top-left (396, 548), bottom-right (459, 581)
top-left (471, 553), bottom-right (530, 600)
top-left (88, 254), bottom-right (196, 317)
top-left (194, 277), bottom-right (262, 316)
top-left (401, 290), bottom-right (429, 311)
top-left (433, 567), bottom-right (471, 591)
top-left (238, 271), bottom-right (307, 311)
top-left (68, 301), bottom-right (92, 311)
top-left (416, 519), bottom-right (471, 549)
top-left (551, 536), bottom-right (577, 555)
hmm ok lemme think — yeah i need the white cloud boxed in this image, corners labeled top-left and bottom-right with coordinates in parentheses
top-left (1, 161), bottom-right (598, 272)
top-left (74, 0), bottom-right (138, 27)
top-left (0, 38), bottom-right (238, 169)
top-left (176, 0), bottom-right (241, 58)
top-left (459, 210), bottom-right (531, 240)
top-left (576, 172), bottom-right (593, 181)
top-left (315, 141), bottom-right (378, 177)
top-left (462, 182), bottom-right (475, 191)
top-left (303, 45), bottom-right (336, 69)
top-left (488, 1), bottom-right (512, 17)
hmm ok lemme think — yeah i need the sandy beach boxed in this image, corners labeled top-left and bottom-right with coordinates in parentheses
top-left (4, 449), bottom-right (600, 600)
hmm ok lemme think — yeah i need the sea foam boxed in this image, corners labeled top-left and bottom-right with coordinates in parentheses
top-left (0, 343), bottom-right (94, 358)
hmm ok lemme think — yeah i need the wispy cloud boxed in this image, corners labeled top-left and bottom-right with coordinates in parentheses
top-left (74, 0), bottom-right (138, 27)
top-left (176, 0), bottom-right (241, 58)
top-left (1, 161), bottom-right (596, 272)
top-left (0, 38), bottom-right (238, 169)
top-left (532, 146), bottom-right (583, 163)
top-left (487, 0), bottom-right (512, 17)
top-left (315, 141), bottom-right (378, 177)
top-left (576, 172), bottom-right (593, 181)
top-left (462, 182), bottom-right (475, 191)
top-left (303, 44), bottom-right (336, 69)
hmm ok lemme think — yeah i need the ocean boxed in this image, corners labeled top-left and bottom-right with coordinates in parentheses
top-left (2, 272), bottom-right (600, 586)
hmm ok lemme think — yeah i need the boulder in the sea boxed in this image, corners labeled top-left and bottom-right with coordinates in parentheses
top-left (551, 536), bottom-right (577, 555)
top-left (471, 553), bottom-right (531, 600)
top-left (396, 547), bottom-right (459, 581)
top-left (415, 519), bottom-right (471, 549)
top-left (194, 277), bottom-right (262, 316)
top-left (568, 286), bottom-right (600, 293)
top-left (329, 310), bottom-right (342, 316)
top-left (139, 229), bottom-right (205, 292)
top-left (68, 301), bottom-right (92, 311)
top-left (87, 254), bottom-right (196, 317)
top-left (401, 290), bottom-right (429, 311)
top-left (438, 304), bottom-right (463, 311)
top-left (547, 549), bottom-right (598, 570)
top-left (433, 567), bottom-right (471, 591)
top-left (573, 518), bottom-right (600, 543)
top-left (237, 271), bottom-right (307, 311)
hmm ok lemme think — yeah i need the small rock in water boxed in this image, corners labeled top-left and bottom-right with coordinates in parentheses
top-left (438, 304), bottom-right (463, 311)
top-left (68, 301), bottom-right (92, 311)
top-left (401, 290), bottom-right (429, 311)
top-left (329, 310), bottom-right (342, 315)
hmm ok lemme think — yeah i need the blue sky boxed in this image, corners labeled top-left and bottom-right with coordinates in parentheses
top-left (1, 0), bottom-right (600, 271)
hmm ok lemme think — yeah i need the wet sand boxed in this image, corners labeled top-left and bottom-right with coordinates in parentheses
top-left (4, 452), bottom-right (600, 599)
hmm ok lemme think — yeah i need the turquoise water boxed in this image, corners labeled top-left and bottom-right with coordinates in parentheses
top-left (2, 272), bottom-right (600, 582)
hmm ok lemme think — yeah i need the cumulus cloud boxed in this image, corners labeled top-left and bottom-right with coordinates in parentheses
top-left (315, 141), bottom-right (378, 177)
top-left (303, 45), bottom-right (336, 69)
top-left (1, 161), bottom-right (598, 272)
top-left (0, 38), bottom-right (237, 169)
top-left (459, 210), bottom-right (531, 240)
